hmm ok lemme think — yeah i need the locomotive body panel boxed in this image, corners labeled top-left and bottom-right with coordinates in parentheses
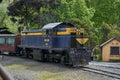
top-left (20, 35), bottom-right (71, 49)
top-left (21, 36), bottom-right (44, 47)
top-left (52, 35), bottom-right (71, 48)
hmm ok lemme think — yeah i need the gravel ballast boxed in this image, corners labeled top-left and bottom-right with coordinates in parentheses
top-left (0, 56), bottom-right (119, 80)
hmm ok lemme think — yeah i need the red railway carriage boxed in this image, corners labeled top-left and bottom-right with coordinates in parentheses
top-left (0, 34), bottom-right (20, 54)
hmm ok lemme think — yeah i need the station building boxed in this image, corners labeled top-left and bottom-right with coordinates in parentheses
top-left (100, 38), bottom-right (120, 61)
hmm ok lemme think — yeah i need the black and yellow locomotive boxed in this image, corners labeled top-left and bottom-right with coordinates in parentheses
top-left (17, 22), bottom-right (91, 66)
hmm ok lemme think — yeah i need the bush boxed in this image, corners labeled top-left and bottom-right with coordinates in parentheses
top-left (93, 48), bottom-right (102, 61)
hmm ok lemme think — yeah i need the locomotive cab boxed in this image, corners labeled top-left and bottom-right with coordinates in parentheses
top-left (42, 22), bottom-right (74, 49)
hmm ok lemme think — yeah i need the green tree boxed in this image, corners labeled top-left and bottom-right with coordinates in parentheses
top-left (85, 0), bottom-right (120, 48)
top-left (0, 0), bottom-right (2, 3)
top-left (90, 0), bottom-right (120, 25)
top-left (55, 0), bottom-right (95, 27)
top-left (7, 0), bottom-right (60, 30)
top-left (1, 0), bottom-right (119, 48)
top-left (0, 0), bottom-right (18, 33)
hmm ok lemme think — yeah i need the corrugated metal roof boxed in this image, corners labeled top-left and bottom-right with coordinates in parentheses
top-left (100, 38), bottom-right (120, 47)
top-left (42, 22), bottom-right (63, 29)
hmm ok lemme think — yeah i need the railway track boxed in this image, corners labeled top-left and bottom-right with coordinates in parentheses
top-left (1, 55), bottom-right (120, 80)
top-left (94, 65), bottom-right (120, 70)
top-left (82, 67), bottom-right (120, 79)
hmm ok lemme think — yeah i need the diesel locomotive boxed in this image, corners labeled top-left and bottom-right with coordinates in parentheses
top-left (0, 22), bottom-right (91, 67)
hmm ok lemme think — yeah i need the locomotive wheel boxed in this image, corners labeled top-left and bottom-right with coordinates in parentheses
top-left (41, 50), bottom-right (50, 62)
top-left (60, 50), bottom-right (75, 66)
top-left (18, 49), bottom-right (28, 57)
top-left (60, 56), bottom-right (65, 65)
top-left (40, 51), bottom-right (47, 62)
top-left (44, 53), bottom-right (49, 62)
top-left (40, 52), bottom-right (45, 62)
top-left (9, 53), bottom-right (13, 56)
top-left (60, 55), bottom-right (73, 66)
top-left (19, 50), bottom-right (24, 56)
top-left (29, 54), bottom-right (33, 59)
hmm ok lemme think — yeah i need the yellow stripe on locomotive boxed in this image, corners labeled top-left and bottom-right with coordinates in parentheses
top-left (57, 27), bottom-right (84, 35)
top-left (21, 27), bottom-right (88, 44)
top-left (57, 28), bottom-right (71, 35)
top-left (21, 32), bottom-right (43, 36)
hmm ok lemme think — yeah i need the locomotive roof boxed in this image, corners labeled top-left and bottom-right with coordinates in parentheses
top-left (22, 22), bottom-right (74, 33)
top-left (42, 22), bottom-right (74, 30)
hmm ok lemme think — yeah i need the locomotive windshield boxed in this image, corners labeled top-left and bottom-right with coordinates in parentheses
top-left (46, 29), bottom-right (52, 35)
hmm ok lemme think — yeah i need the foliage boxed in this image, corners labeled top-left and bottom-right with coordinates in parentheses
top-left (90, 0), bottom-right (120, 25)
top-left (0, 0), bottom-right (18, 33)
top-left (85, 0), bottom-right (120, 48)
top-left (0, 0), bottom-right (2, 3)
top-left (0, 0), bottom-right (120, 52)
top-left (7, 0), bottom-right (61, 30)
top-left (93, 47), bottom-right (102, 61)
top-left (55, 0), bottom-right (95, 27)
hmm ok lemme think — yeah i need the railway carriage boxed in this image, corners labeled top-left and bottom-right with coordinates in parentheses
top-left (0, 34), bottom-right (20, 54)
top-left (17, 22), bottom-right (91, 66)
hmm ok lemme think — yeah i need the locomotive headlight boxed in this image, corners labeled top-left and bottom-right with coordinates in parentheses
top-left (44, 39), bottom-right (50, 42)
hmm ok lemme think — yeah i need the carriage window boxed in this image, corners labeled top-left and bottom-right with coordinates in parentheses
top-left (7, 37), bottom-right (15, 46)
top-left (110, 47), bottom-right (119, 55)
top-left (0, 37), bottom-right (5, 44)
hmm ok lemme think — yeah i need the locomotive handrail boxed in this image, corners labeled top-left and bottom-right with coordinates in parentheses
top-left (0, 64), bottom-right (14, 80)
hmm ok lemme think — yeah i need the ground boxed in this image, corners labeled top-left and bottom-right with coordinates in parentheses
top-left (0, 56), bottom-right (119, 80)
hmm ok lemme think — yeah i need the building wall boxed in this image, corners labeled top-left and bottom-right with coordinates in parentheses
top-left (102, 39), bottom-right (120, 61)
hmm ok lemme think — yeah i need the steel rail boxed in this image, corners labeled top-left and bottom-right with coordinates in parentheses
top-left (94, 65), bottom-right (120, 69)
top-left (82, 67), bottom-right (120, 79)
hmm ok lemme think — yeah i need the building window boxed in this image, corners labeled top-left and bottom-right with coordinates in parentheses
top-left (110, 47), bottom-right (119, 55)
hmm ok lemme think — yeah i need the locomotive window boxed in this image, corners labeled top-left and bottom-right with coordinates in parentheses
top-left (0, 37), bottom-right (5, 44)
top-left (57, 28), bottom-right (66, 32)
top-left (7, 37), bottom-right (15, 46)
top-left (46, 29), bottom-right (52, 35)
top-left (110, 47), bottom-right (119, 55)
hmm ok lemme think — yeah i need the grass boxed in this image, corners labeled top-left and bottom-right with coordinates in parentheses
top-left (36, 71), bottom-right (87, 80)
top-left (5, 64), bottom-right (27, 69)
top-left (36, 71), bottom-right (62, 80)
top-left (4, 64), bottom-right (88, 80)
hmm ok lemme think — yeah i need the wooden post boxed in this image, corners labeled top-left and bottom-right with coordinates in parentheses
top-left (0, 64), bottom-right (14, 80)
